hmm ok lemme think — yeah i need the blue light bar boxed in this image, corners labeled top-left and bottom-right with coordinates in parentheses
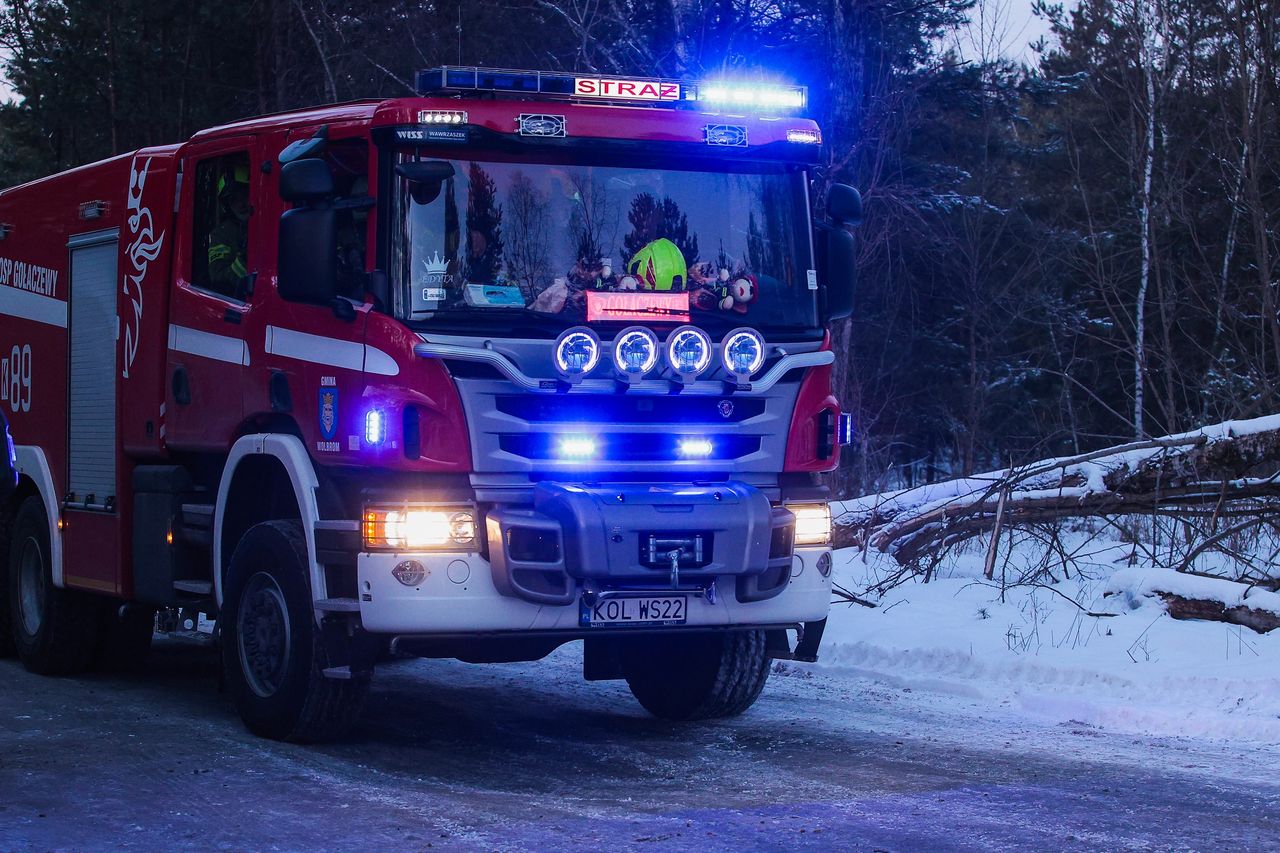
top-left (697, 82), bottom-right (807, 111)
top-left (415, 66), bottom-right (807, 114)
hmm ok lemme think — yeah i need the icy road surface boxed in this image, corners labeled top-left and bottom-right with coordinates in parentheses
top-left (1, 641), bottom-right (1278, 851)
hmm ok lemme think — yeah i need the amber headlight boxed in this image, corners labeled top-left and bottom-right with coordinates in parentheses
top-left (789, 503), bottom-right (832, 546)
top-left (363, 505), bottom-right (477, 551)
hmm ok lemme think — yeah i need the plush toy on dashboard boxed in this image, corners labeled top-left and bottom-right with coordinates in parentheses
top-left (721, 274), bottom-right (758, 314)
top-left (687, 261), bottom-right (730, 311)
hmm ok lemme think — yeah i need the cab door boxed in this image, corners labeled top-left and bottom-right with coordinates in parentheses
top-left (240, 128), bottom-right (375, 463)
top-left (165, 137), bottom-right (259, 449)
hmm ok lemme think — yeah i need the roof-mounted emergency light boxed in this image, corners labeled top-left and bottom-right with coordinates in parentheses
top-left (415, 66), bottom-right (807, 114)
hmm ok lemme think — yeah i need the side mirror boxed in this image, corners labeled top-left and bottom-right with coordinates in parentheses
top-left (278, 206), bottom-right (338, 305)
top-left (396, 161), bottom-right (456, 206)
top-left (0, 411), bottom-right (17, 501)
top-left (827, 183), bottom-right (862, 226)
top-left (279, 159), bottom-right (335, 203)
top-left (819, 225), bottom-right (856, 321)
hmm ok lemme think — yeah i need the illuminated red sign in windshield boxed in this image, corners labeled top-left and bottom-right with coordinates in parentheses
top-left (586, 291), bottom-right (691, 323)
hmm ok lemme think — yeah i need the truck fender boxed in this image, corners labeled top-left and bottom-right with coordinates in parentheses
top-left (213, 434), bottom-right (327, 611)
top-left (12, 445), bottom-right (64, 588)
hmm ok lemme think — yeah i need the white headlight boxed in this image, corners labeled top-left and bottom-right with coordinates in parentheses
top-left (721, 328), bottom-right (766, 378)
top-left (666, 326), bottom-right (713, 380)
top-left (364, 507), bottom-right (477, 551)
top-left (790, 504), bottom-right (832, 546)
top-left (555, 327), bottom-right (601, 380)
top-left (613, 326), bottom-right (660, 378)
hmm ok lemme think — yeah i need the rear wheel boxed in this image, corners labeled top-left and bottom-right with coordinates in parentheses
top-left (8, 496), bottom-right (101, 674)
top-left (621, 629), bottom-right (771, 721)
top-left (221, 520), bottom-right (368, 742)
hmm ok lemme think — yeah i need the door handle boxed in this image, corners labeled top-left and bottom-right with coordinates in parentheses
top-left (171, 366), bottom-right (191, 405)
top-left (223, 308), bottom-right (242, 325)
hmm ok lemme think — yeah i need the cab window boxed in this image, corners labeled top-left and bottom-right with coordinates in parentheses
top-left (324, 139), bottom-right (372, 299)
top-left (192, 151), bottom-right (252, 299)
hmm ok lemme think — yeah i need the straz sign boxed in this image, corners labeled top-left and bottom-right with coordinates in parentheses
top-left (574, 77), bottom-right (681, 102)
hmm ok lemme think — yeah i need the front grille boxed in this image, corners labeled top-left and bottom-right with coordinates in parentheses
top-left (494, 394), bottom-right (766, 425)
top-left (438, 334), bottom-right (814, 476)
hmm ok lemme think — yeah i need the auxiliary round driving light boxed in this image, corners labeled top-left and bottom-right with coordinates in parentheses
top-left (721, 327), bottom-right (766, 380)
top-left (665, 326), bottom-right (713, 382)
top-left (554, 326), bottom-right (601, 381)
top-left (612, 326), bottom-right (660, 380)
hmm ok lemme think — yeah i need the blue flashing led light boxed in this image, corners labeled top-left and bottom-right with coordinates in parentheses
top-left (677, 438), bottom-right (714, 458)
top-left (365, 409), bottom-right (385, 445)
top-left (697, 82), bottom-right (807, 112)
top-left (557, 435), bottom-right (598, 459)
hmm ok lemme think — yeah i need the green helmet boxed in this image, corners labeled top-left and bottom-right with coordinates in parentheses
top-left (627, 238), bottom-right (687, 291)
top-left (217, 165), bottom-right (250, 197)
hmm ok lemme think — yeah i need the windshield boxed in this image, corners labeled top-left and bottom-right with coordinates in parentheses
top-left (390, 151), bottom-right (816, 331)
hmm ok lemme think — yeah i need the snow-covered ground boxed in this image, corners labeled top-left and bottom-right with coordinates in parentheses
top-left (817, 534), bottom-right (1280, 742)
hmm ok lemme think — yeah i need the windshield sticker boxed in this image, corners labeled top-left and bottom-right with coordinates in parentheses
top-left (464, 283), bottom-right (525, 307)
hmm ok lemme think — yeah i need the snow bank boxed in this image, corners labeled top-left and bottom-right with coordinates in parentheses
top-left (816, 544), bottom-right (1280, 741)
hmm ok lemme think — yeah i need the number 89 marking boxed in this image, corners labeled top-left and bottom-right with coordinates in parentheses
top-left (1, 344), bottom-right (32, 413)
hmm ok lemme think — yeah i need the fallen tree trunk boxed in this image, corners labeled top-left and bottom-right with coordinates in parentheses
top-left (1157, 593), bottom-right (1280, 634)
top-left (1106, 567), bottom-right (1280, 634)
top-left (837, 415), bottom-right (1280, 565)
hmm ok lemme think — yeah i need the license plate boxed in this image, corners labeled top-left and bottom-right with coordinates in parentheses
top-left (581, 595), bottom-right (687, 627)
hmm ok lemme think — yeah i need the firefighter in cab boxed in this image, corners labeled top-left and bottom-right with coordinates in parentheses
top-left (209, 165), bottom-right (251, 290)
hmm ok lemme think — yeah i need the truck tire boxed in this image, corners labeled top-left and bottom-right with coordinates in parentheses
top-left (621, 629), bottom-right (771, 721)
top-left (221, 520), bottom-right (368, 742)
top-left (95, 604), bottom-right (156, 672)
top-left (8, 496), bottom-right (101, 675)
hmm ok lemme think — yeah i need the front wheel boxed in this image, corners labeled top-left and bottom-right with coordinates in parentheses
top-left (221, 520), bottom-right (368, 742)
top-left (621, 629), bottom-right (771, 721)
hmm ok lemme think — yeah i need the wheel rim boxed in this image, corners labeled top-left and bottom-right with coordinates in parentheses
top-left (236, 572), bottom-right (292, 698)
top-left (17, 535), bottom-right (47, 637)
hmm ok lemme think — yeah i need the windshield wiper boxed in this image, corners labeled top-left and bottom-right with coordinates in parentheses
top-left (594, 306), bottom-right (690, 318)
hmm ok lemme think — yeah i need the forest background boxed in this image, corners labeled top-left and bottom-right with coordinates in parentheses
top-left (1, 0), bottom-right (1276, 500)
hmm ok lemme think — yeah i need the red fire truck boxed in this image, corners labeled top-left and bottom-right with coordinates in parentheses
top-left (0, 67), bottom-right (859, 741)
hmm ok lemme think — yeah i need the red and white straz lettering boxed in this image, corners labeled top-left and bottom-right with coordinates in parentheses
top-left (573, 77), bottom-right (680, 101)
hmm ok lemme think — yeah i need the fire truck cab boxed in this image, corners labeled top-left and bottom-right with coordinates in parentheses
top-left (0, 67), bottom-right (859, 741)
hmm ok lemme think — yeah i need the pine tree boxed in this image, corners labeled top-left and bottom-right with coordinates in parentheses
top-left (621, 193), bottom-right (698, 264)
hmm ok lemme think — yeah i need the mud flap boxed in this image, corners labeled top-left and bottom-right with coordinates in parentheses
top-left (793, 618), bottom-right (826, 663)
